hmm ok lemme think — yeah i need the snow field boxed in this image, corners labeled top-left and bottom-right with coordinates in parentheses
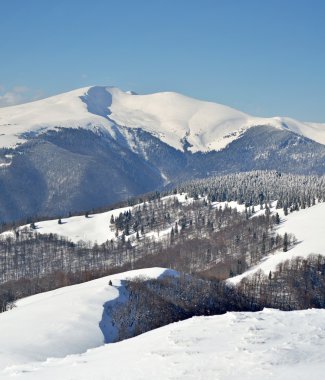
top-left (2, 308), bottom-right (325, 379)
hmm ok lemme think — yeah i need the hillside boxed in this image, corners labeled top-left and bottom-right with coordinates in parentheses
top-left (0, 267), bottom-right (176, 369)
top-left (230, 201), bottom-right (325, 284)
top-left (1, 171), bottom-right (324, 291)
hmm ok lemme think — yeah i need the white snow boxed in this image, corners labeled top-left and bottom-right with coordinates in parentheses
top-left (2, 308), bottom-right (325, 379)
top-left (229, 202), bottom-right (325, 284)
top-left (0, 87), bottom-right (115, 148)
top-left (275, 116), bottom-right (325, 146)
top-left (19, 205), bottom-right (132, 245)
top-left (0, 267), bottom-right (177, 371)
top-left (0, 86), bottom-right (324, 152)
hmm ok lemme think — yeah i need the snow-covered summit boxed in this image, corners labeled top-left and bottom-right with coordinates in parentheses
top-left (0, 86), bottom-right (324, 152)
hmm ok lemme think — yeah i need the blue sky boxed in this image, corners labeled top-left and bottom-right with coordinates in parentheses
top-left (1, 0), bottom-right (325, 121)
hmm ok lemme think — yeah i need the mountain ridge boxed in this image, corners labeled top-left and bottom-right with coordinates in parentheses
top-left (0, 85), bottom-right (324, 153)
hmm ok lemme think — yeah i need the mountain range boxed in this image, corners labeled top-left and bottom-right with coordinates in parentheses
top-left (0, 86), bottom-right (324, 223)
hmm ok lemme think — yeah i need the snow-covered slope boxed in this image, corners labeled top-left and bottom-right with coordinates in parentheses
top-left (16, 204), bottom-right (133, 245)
top-left (0, 267), bottom-right (177, 370)
top-left (2, 308), bottom-right (325, 379)
top-left (0, 87), bottom-right (113, 148)
top-left (0, 86), bottom-right (324, 152)
top-left (230, 202), bottom-right (325, 284)
top-left (0, 195), bottom-right (243, 245)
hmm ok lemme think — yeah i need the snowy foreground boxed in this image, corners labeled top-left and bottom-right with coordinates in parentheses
top-left (0, 268), bottom-right (180, 371)
top-left (1, 267), bottom-right (325, 379)
top-left (2, 306), bottom-right (325, 379)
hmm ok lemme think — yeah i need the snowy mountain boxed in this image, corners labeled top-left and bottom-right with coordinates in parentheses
top-left (1, 85), bottom-right (325, 152)
top-left (0, 86), bottom-right (325, 223)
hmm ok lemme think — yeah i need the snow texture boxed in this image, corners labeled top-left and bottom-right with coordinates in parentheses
top-left (2, 308), bottom-right (325, 379)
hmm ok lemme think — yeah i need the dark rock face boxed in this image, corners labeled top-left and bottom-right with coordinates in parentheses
top-left (0, 125), bottom-right (324, 223)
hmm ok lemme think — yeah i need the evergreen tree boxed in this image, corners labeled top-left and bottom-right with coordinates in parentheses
top-left (283, 205), bottom-right (288, 216)
top-left (283, 232), bottom-right (288, 252)
top-left (275, 213), bottom-right (280, 224)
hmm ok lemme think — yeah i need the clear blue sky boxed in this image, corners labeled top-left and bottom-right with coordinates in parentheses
top-left (1, 0), bottom-right (325, 121)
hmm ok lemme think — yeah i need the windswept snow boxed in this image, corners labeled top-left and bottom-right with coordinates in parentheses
top-left (0, 268), bottom-right (176, 370)
top-left (230, 202), bottom-right (325, 284)
top-left (2, 308), bottom-right (325, 379)
top-left (0, 86), bottom-right (324, 152)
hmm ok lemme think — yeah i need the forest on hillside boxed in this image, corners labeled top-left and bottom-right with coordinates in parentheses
top-left (0, 170), bottom-right (322, 316)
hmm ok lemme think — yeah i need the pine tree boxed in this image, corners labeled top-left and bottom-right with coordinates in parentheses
top-left (283, 232), bottom-right (288, 252)
top-left (275, 213), bottom-right (280, 224)
top-left (170, 227), bottom-right (175, 243)
top-left (283, 205), bottom-right (288, 216)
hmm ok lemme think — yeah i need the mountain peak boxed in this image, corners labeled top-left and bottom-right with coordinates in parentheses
top-left (0, 86), bottom-right (324, 151)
